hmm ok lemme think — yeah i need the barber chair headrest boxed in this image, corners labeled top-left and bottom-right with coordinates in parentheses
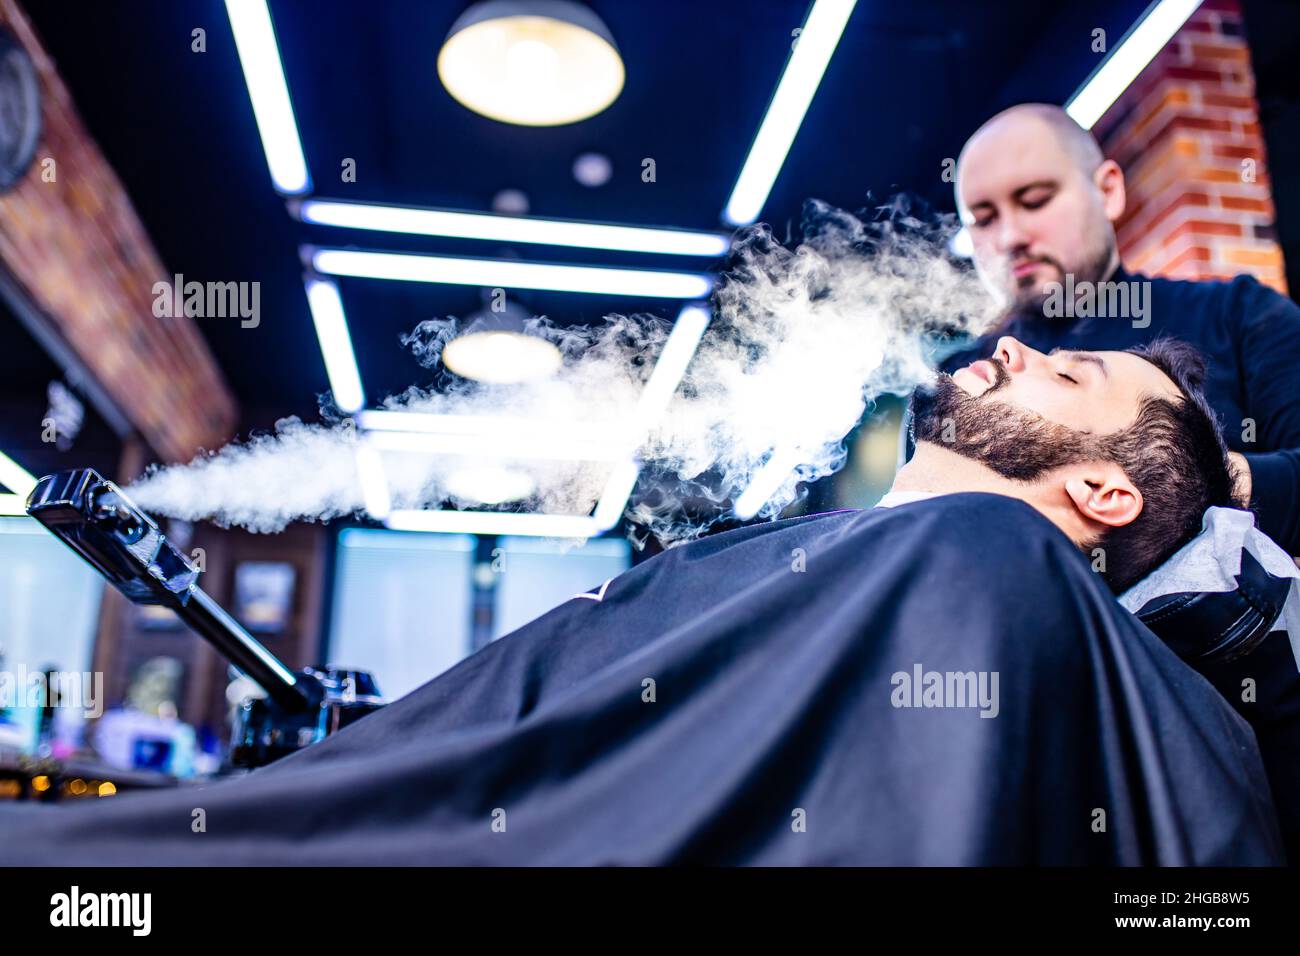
top-left (1121, 507), bottom-right (1300, 667)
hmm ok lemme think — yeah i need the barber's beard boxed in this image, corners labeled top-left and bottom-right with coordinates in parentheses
top-left (1006, 230), bottom-right (1118, 320)
top-left (910, 365), bottom-right (1104, 481)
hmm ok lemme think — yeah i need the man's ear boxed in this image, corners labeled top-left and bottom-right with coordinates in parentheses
top-left (1094, 159), bottom-right (1126, 223)
top-left (1064, 464), bottom-right (1142, 529)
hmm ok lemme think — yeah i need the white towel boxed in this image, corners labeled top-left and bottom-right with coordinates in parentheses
top-left (1119, 506), bottom-right (1300, 669)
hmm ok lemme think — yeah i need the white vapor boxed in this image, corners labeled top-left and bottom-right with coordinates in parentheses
top-left (128, 199), bottom-right (998, 542)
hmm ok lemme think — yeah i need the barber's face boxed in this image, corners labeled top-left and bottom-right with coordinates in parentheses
top-left (957, 119), bottom-right (1118, 310)
top-left (912, 337), bottom-right (1180, 481)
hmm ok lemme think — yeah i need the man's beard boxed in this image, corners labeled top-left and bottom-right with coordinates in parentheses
top-left (910, 363), bottom-right (1106, 481)
top-left (1006, 231), bottom-right (1116, 319)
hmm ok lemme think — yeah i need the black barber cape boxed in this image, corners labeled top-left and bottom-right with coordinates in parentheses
top-left (0, 494), bottom-right (1283, 865)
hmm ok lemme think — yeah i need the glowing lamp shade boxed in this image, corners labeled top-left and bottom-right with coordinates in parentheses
top-left (443, 330), bottom-right (563, 383)
top-left (437, 1), bottom-right (625, 126)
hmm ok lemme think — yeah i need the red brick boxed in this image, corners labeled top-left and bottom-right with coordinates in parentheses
top-left (1165, 219), bottom-right (1245, 243)
top-left (1174, 114), bottom-right (1236, 134)
top-left (1143, 190), bottom-right (1214, 237)
top-left (1219, 194), bottom-right (1272, 214)
top-left (1201, 91), bottom-right (1258, 111)
top-left (1199, 165), bottom-right (1262, 184)
top-left (1189, 42), bottom-right (1250, 63)
top-left (1165, 65), bottom-right (1228, 83)
top-left (1223, 246), bottom-right (1284, 268)
top-left (1162, 247), bottom-right (1214, 272)
top-left (1211, 142), bottom-right (1259, 160)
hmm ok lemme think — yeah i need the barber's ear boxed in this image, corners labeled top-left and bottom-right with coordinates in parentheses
top-left (1064, 466), bottom-right (1142, 528)
top-left (1094, 159), bottom-right (1126, 223)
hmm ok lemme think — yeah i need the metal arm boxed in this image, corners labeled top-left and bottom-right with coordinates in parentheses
top-left (25, 469), bottom-right (314, 713)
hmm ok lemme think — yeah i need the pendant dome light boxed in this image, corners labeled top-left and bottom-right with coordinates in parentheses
top-left (438, 1), bottom-right (625, 126)
top-left (442, 296), bottom-right (563, 384)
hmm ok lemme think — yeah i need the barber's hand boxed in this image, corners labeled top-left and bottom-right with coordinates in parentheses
top-left (1227, 451), bottom-right (1252, 508)
top-left (1228, 452), bottom-right (1300, 566)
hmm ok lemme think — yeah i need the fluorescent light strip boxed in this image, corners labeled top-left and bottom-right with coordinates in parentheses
top-left (298, 199), bottom-right (731, 258)
top-left (225, 0), bottom-right (311, 194)
top-left (304, 278), bottom-right (365, 414)
top-left (592, 460), bottom-right (641, 531)
top-left (722, 0), bottom-right (857, 225)
top-left (358, 409), bottom-right (623, 444)
top-left (582, 304), bottom-right (711, 531)
top-left (734, 447), bottom-right (804, 521)
top-left (379, 458), bottom-right (636, 537)
top-left (1065, 0), bottom-right (1203, 129)
top-left (0, 494), bottom-right (29, 517)
top-left (634, 303), bottom-right (710, 427)
top-left (311, 248), bottom-right (715, 299)
top-left (364, 449), bottom-right (632, 533)
top-left (582, 303), bottom-right (709, 529)
top-left (385, 509), bottom-right (600, 539)
top-left (354, 441), bottom-right (392, 520)
top-left (0, 450), bottom-right (37, 498)
top-left (365, 429), bottom-right (627, 463)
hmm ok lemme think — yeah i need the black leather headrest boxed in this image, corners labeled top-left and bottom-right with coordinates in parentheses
top-left (1135, 549), bottom-right (1293, 664)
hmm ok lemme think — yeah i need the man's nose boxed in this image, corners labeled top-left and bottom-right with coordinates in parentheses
top-left (994, 209), bottom-right (1030, 255)
top-left (993, 336), bottom-right (1040, 373)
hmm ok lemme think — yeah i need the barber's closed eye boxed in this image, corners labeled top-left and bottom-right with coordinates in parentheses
top-left (1021, 189), bottom-right (1055, 209)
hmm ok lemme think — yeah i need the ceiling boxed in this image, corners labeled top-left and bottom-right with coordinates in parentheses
top-left (12, 0), bottom-right (1161, 439)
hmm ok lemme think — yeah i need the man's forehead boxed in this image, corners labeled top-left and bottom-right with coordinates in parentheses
top-left (1095, 349), bottom-right (1182, 401)
top-left (957, 116), bottom-right (1075, 205)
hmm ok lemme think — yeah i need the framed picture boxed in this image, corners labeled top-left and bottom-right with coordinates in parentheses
top-left (233, 562), bottom-right (296, 634)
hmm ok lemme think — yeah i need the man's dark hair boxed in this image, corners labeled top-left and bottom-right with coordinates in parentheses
top-left (1092, 338), bottom-right (1237, 592)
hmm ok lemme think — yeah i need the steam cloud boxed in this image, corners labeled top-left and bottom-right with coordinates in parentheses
top-left (128, 199), bottom-right (999, 543)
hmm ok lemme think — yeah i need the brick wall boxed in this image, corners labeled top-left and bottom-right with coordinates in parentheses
top-left (1094, 0), bottom-right (1287, 294)
top-left (0, 0), bottom-right (236, 463)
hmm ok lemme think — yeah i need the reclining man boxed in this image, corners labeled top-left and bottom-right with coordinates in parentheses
top-left (900, 335), bottom-right (1232, 594)
top-left (0, 337), bottom-right (1285, 866)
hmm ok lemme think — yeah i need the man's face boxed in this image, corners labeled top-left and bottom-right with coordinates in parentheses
top-left (957, 116), bottom-right (1117, 310)
top-left (912, 336), bottom-right (1182, 480)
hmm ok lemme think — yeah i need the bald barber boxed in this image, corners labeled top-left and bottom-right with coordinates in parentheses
top-left (938, 103), bottom-right (1300, 558)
